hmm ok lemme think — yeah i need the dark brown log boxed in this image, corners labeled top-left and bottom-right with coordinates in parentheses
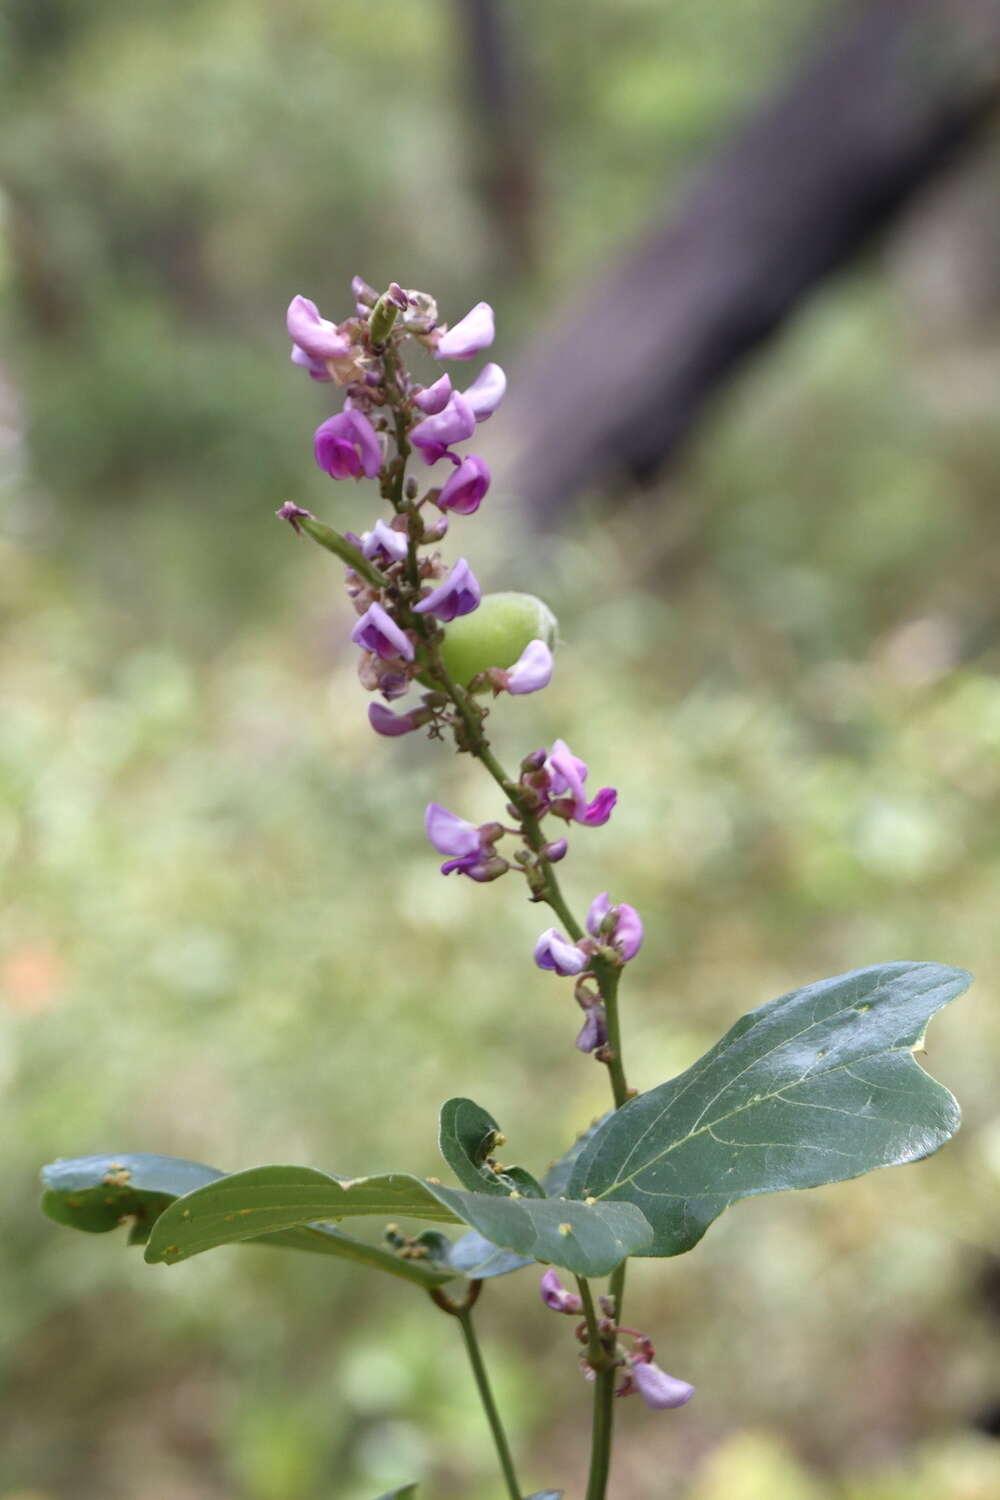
top-left (500, 0), bottom-right (1000, 520)
top-left (453, 0), bottom-right (538, 277)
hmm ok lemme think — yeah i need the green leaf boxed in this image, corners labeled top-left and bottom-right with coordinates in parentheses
top-left (145, 1163), bottom-right (652, 1277)
top-left (567, 962), bottom-right (970, 1257)
top-left (41, 1154), bottom-right (455, 1289)
top-left (542, 1114), bottom-right (613, 1198)
top-left (41, 1154), bottom-right (224, 1241)
top-left (439, 1098), bottom-right (509, 1195)
top-left (374, 1487), bottom-right (417, 1500)
top-left (447, 1230), bottom-right (531, 1279)
top-left (439, 1098), bottom-right (545, 1199)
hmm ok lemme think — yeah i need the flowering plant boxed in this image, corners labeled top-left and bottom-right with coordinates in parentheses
top-left (40, 278), bottom-right (972, 1500)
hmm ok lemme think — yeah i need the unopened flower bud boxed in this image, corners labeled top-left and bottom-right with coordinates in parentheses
top-left (521, 749), bottom-right (548, 775)
top-left (369, 293), bottom-right (400, 345)
top-left (542, 838), bottom-right (568, 862)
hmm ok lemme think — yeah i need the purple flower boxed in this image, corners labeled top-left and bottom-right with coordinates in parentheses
top-left (413, 559), bottom-right (481, 622)
top-left (540, 1269), bottom-right (583, 1314)
top-left (314, 409), bottom-right (382, 480)
top-left (463, 362), bottom-right (506, 421)
top-left (410, 392), bottom-right (477, 464)
top-left (287, 295), bottom-right (352, 375)
top-left (424, 803), bottom-right (505, 879)
top-left (494, 639), bottom-right (553, 696)
top-left (435, 301), bottom-right (495, 360)
top-left (576, 1005), bottom-right (608, 1053)
top-left (437, 455), bottom-right (491, 515)
top-left (534, 928), bottom-right (588, 977)
top-left (546, 739), bottom-right (617, 827)
top-left (630, 1360), bottom-right (695, 1411)
top-left (368, 703), bottom-right (427, 737)
top-left (351, 602), bottom-right (414, 662)
top-left (360, 519), bottom-right (408, 566)
top-left (586, 893), bottom-right (643, 962)
top-left (413, 374), bottom-right (453, 415)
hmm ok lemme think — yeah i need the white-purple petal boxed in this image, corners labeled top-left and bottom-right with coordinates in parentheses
top-left (360, 518), bottom-right (408, 564)
top-left (413, 374), bottom-right (453, 414)
top-left (437, 455), bottom-right (491, 515)
top-left (435, 301), bottom-right (495, 360)
top-left (463, 362), bottom-right (506, 421)
top-left (631, 1361), bottom-right (695, 1411)
top-left (350, 602), bottom-right (414, 662)
top-left (533, 928), bottom-right (587, 976)
top-left (287, 295), bottom-right (352, 360)
top-left (410, 392), bottom-right (477, 464)
top-left (586, 893), bottom-right (612, 938)
top-left (425, 803), bottom-right (482, 859)
top-left (505, 639), bottom-right (553, 695)
top-left (412, 558), bottom-right (481, 622)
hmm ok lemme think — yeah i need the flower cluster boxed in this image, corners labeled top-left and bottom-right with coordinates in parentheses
top-left (280, 277), bottom-right (689, 1430)
top-left (283, 281), bottom-right (552, 722)
top-left (540, 1273), bottom-right (695, 1412)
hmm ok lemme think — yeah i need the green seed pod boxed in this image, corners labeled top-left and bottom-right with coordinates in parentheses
top-left (438, 592), bottom-right (557, 686)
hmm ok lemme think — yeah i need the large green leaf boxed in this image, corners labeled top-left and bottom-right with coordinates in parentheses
top-left (568, 962), bottom-right (969, 1257)
top-left (145, 1163), bottom-right (652, 1277)
top-left (40, 1154), bottom-right (455, 1288)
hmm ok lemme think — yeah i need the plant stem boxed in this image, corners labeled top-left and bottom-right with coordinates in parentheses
top-left (456, 1304), bottom-right (524, 1500)
top-left (585, 1365), bottom-right (617, 1500)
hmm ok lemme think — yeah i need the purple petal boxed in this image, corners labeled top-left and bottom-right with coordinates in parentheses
top-left (612, 902), bottom-right (643, 960)
top-left (343, 408), bottom-right (383, 478)
top-left (291, 345), bottom-right (334, 382)
top-left (350, 602), bottom-right (414, 662)
top-left (580, 788), bottom-right (617, 827)
top-left (586, 893), bottom-right (612, 938)
top-left (435, 301), bottom-right (495, 360)
top-left (410, 392), bottom-right (476, 464)
top-left (425, 803), bottom-right (482, 859)
top-left (413, 374), bottom-right (453, 415)
top-left (631, 1361), bottom-right (695, 1411)
top-left (540, 1269), bottom-right (583, 1314)
top-left (368, 703), bottom-right (420, 737)
top-left (437, 455), bottom-right (491, 515)
top-left (360, 518), bottom-right (408, 564)
top-left (533, 928), bottom-right (587, 976)
top-left (504, 639), bottom-right (553, 695)
top-left (314, 409), bottom-right (383, 481)
top-left (413, 558), bottom-right (481, 622)
top-left (576, 1006), bottom-right (608, 1053)
top-left (287, 295), bottom-right (351, 360)
top-left (463, 362), bottom-right (506, 421)
top-left (547, 739), bottom-right (590, 815)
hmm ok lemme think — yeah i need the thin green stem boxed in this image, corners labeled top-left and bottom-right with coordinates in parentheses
top-left (575, 1277), bottom-right (618, 1500)
top-left (585, 1366), bottom-right (616, 1500)
top-left (593, 960), bottom-right (629, 1109)
top-left (456, 1305), bottom-right (524, 1500)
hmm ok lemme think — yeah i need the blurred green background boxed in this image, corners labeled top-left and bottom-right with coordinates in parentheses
top-left (4, 2), bottom-right (1000, 1497)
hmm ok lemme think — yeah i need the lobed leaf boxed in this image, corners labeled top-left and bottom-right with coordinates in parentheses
top-left (568, 962), bottom-right (970, 1256)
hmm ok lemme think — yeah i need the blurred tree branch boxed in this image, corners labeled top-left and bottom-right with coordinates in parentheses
top-left (501, 0), bottom-right (1000, 519)
top-left (454, 0), bottom-right (538, 277)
